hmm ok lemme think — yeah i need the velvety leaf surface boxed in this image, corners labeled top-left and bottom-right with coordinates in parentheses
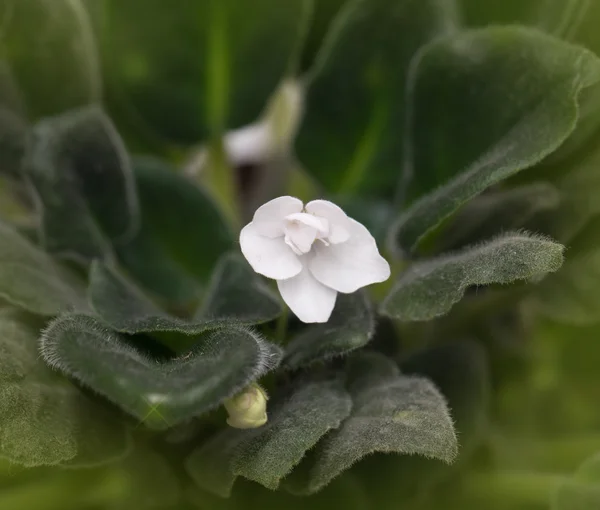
top-left (287, 353), bottom-right (458, 494)
top-left (116, 158), bottom-right (233, 308)
top-left (24, 107), bottom-right (138, 262)
top-left (393, 26), bottom-right (600, 253)
top-left (1, 0), bottom-right (100, 117)
top-left (283, 292), bottom-right (374, 370)
top-left (381, 232), bottom-right (565, 321)
top-left (0, 309), bottom-right (130, 467)
top-left (40, 313), bottom-right (282, 429)
top-left (186, 377), bottom-right (352, 496)
top-left (298, 0), bottom-right (459, 195)
top-left (101, 0), bottom-right (308, 142)
top-left (552, 451), bottom-right (600, 510)
top-left (0, 221), bottom-right (86, 315)
top-left (89, 260), bottom-right (280, 335)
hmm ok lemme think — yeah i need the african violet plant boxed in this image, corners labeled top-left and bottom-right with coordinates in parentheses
top-left (2, 0), bottom-right (600, 509)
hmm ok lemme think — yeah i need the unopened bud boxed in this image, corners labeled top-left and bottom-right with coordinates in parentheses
top-left (224, 383), bottom-right (269, 429)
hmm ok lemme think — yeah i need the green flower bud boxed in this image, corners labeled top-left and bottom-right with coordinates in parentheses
top-left (224, 383), bottom-right (269, 429)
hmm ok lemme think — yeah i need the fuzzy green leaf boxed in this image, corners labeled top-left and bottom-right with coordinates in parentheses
top-left (552, 451), bottom-right (600, 510)
top-left (186, 377), bottom-right (352, 496)
top-left (298, 0), bottom-right (459, 195)
top-left (116, 157), bottom-right (233, 309)
top-left (40, 314), bottom-right (282, 429)
top-left (0, 309), bottom-right (130, 467)
top-left (381, 232), bottom-right (565, 322)
top-left (24, 107), bottom-right (138, 262)
top-left (283, 292), bottom-right (374, 370)
top-left (0, 221), bottom-right (86, 315)
top-left (287, 353), bottom-right (458, 494)
top-left (392, 26), bottom-right (600, 253)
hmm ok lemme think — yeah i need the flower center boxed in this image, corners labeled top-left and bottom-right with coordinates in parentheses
top-left (283, 212), bottom-right (329, 256)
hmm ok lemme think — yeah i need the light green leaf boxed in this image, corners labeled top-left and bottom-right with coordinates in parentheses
top-left (283, 292), bottom-right (374, 370)
top-left (0, 221), bottom-right (86, 315)
top-left (392, 26), bottom-right (600, 253)
top-left (381, 232), bottom-right (564, 322)
top-left (116, 157), bottom-right (233, 309)
top-left (287, 352), bottom-right (458, 494)
top-left (24, 107), bottom-right (138, 262)
top-left (40, 313), bottom-right (282, 429)
top-left (298, 0), bottom-right (459, 195)
top-left (0, 308), bottom-right (130, 467)
top-left (552, 451), bottom-right (600, 510)
top-left (186, 377), bottom-right (352, 496)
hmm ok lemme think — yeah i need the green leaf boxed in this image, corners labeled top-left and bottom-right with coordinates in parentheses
top-left (1, 0), bottom-right (100, 117)
top-left (436, 182), bottom-right (560, 252)
top-left (283, 292), bottom-right (374, 370)
top-left (89, 260), bottom-right (280, 337)
top-left (552, 451), bottom-right (600, 510)
top-left (392, 26), bottom-right (600, 253)
top-left (298, 0), bottom-right (459, 195)
top-left (186, 377), bottom-right (352, 496)
top-left (101, 0), bottom-right (309, 142)
top-left (381, 232), bottom-right (565, 322)
top-left (116, 157), bottom-right (233, 308)
top-left (0, 221), bottom-right (86, 315)
top-left (0, 308), bottom-right (130, 467)
top-left (536, 247), bottom-right (600, 325)
top-left (24, 107), bottom-right (138, 262)
top-left (287, 352), bottom-right (458, 494)
top-left (0, 62), bottom-right (28, 179)
top-left (40, 313), bottom-right (282, 429)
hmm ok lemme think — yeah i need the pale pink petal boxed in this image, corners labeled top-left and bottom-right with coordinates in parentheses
top-left (309, 218), bottom-right (390, 293)
top-left (252, 196), bottom-right (303, 238)
top-left (306, 199), bottom-right (351, 244)
top-left (277, 266), bottom-right (337, 323)
top-left (240, 222), bottom-right (302, 280)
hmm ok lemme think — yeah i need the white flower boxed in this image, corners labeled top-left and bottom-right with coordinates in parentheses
top-left (240, 196), bottom-right (391, 323)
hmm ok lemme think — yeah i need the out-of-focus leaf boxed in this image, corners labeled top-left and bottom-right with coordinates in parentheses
top-left (0, 221), bottom-right (86, 315)
top-left (101, 0), bottom-right (309, 142)
top-left (393, 27), bottom-right (600, 253)
top-left (89, 261), bottom-right (280, 336)
top-left (186, 377), bottom-right (352, 496)
top-left (0, 308), bottom-right (130, 467)
top-left (24, 107), bottom-right (138, 262)
top-left (116, 157), bottom-right (233, 308)
top-left (283, 292), bottom-right (374, 370)
top-left (381, 232), bottom-right (564, 322)
top-left (552, 451), bottom-right (600, 510)
top-left (1, 0), bottom-right (101, 117)
top-left (287, 352), bottom-right (457, 494)
top-left (298, 0), bottom-right (459, 195)
top-left (40, 313), bottom-right (282, 429)
top-left (0, 62), bottom-right (28, 178)
top-left (436, 183), bottom-right (560, 252)
top-left (536, 247), bottom-right (600, 325)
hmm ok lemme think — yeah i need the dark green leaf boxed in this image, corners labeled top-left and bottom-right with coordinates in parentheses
top-left (552, 451), bottom-right (600, 510)
top-left (381, 232), bottom-right (565, 322)
top-left (393, 27), bottom-right (600, 253)
top-left (101, 0), bottom-right (309, 142)
top-left (0, 308), bottom-right (130, 467)
top-left (24, 107), bottom-right (138, 262)
top-left (186, 377), bottom-right (352, 496)
top-left (283, 292), bottom-right (374, 370)
top-left (287, 352), bottom-right (457, 494)
top-left (0, 62), bottom-right (28, 179)
top-left (116, 157), bottom-right (233, 308)
top-left (40, 313), bottom-right (282, 429)
top-left (0, 221), bottom-right (86, 315)
top-left (298, 0), bottom-right (459, 195)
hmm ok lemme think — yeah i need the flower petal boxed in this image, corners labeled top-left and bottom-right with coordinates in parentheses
top-left (277, 266), bottom-right (337, 323)
top-left (309, 219), bottom-right (391, 293)
top-left (240, 222), bottom-right (302, 280)
top-left (252, 196), bottom-right (304, 238)
top-left (306, 199), bottom-right (351, 244)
